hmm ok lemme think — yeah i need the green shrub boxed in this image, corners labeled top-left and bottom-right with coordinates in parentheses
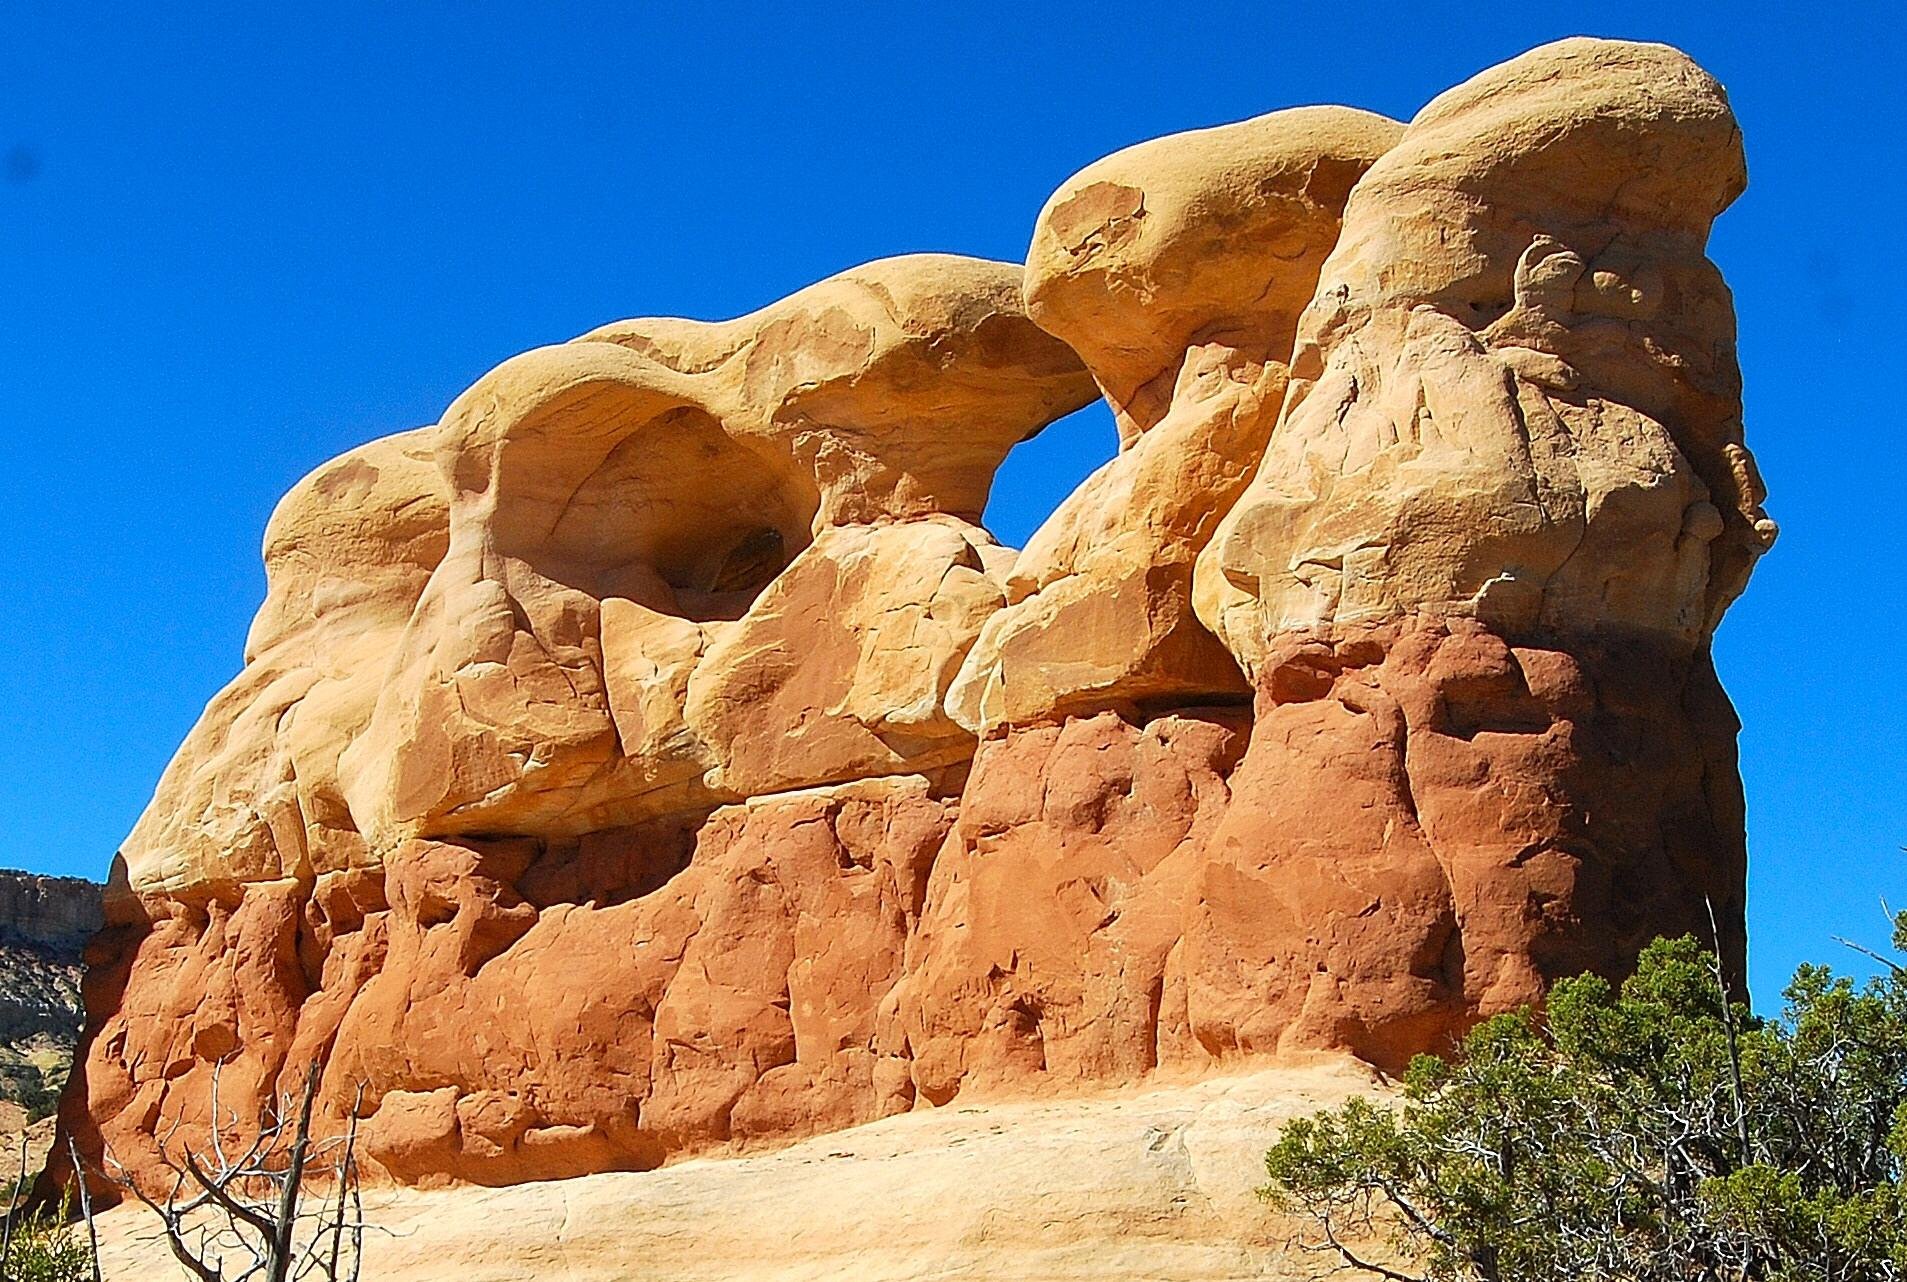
top-left (1262, 931), bottom-right (1907, 1281)
top-left (1, 1194), bottom-right (95, 1282)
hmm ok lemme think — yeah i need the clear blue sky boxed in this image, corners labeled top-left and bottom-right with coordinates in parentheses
top-left (1, 4), bottom-right (1900, 1009)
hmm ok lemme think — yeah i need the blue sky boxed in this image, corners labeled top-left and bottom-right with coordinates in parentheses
top-left (1, 3), bottom-right (1900, 1008)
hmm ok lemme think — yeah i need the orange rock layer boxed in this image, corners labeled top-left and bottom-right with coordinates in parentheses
top-left (63, 615), bottom-right (1746, 1192)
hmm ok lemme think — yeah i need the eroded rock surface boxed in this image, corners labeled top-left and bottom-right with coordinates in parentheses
top-left (1196, 39), bottom-right (1773, 670)
top-left (340, 254), bottom-right (1092, 853)
top-left (56, 38), bottom-right (1769, 1205)
top-left (948, 107), bottom-right (1403, 733)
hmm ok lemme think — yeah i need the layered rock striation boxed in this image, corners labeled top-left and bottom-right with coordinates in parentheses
top-left (0, 871), bottom-right (101, 1125)
top-left (56, 38), bottom-right (1771, 1199)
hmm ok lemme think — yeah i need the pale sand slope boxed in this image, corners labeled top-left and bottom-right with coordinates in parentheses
top-left (1, 1101), bottom-right (56, 1203)
top-left (95, 1058), bottom-right (1391, 1282)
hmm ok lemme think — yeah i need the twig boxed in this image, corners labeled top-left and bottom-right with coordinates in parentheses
top-left (1704, 898), bottom-right (1753, 1160)
top-left (0, 1127), bottom-right (29, 1275)
top-left (266, 1063), bottom-right (324, 1282)
top-left (1313, 1211), bottom-right (1430, 1282)
top-left (67, 1136), bottom-right (103, 1282)
top-left (1833, 935), bottom-right (1907, 977)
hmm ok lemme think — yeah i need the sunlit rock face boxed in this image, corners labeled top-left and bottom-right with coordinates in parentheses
top-left (946, 105), bottom-right (1403, 734)
top-left (1194, 39), bottom-right (1773, 665)
top-left (57, 37), bottom-right (1769, 1199)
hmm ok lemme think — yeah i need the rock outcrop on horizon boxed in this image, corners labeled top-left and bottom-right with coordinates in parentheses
top-left (0, 870), bottom-right (101, 1192)
top-left (52, 37), bottom-right (1771, 1206)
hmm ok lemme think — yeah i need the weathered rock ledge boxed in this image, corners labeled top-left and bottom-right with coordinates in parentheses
top-left (94, 1059), bottom-right (1390, 1282)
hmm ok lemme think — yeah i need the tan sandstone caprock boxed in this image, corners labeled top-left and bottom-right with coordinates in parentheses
top-left (337, 254), bottom-right (1093, 854)
top-left (686, 516), bottom-right (1013, 799)
top-left (1022, 105), bottom-right (1404, 444)
top-left (947, 106), bottom-right (1402, 733)
top-left (1195, 38), bottom-right (1775, 673)
top-left (121, 429), bottom-right (449, 895)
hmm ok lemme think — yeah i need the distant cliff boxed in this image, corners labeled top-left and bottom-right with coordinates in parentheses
top-left (0, 870), bottom-right (102, 1121)
top-left (0, 871), bottom-right (101, 955)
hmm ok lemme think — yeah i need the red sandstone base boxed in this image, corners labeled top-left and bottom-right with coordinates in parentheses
top-left (53, 617), bottom-right (1745, 1197)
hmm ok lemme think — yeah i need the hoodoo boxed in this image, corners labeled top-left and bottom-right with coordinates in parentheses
top-left (55, 38), bottom-right (1770, 1207)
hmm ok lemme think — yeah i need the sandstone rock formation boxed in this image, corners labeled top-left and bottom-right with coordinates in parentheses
top-left (54, 36), bottom-right (1771, 1213)
top-left (947, 106), bottom-right (1404, 732)
top-left (1195, 39), bottom-right (1772, 667)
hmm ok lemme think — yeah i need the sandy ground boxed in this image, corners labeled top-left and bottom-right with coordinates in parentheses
top-left (0, 1100), bottom-right (56, 1205)
top-left (92, 1058), bottom-right (1393, 1282)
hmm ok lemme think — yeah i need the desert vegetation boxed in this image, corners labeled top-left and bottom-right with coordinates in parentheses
top-left (98, 1061), bottom-right (367, 1282)
top-left (1264, 920), bottom-right (1907, 1280)
top-left (2, 1139), bottom-right (96, 1282)
top-left (0, 1195), bottom-right (95, 1282)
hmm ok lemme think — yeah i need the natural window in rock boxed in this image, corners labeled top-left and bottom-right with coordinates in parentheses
top-left (983, 398), bottom-right (1117, 549)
